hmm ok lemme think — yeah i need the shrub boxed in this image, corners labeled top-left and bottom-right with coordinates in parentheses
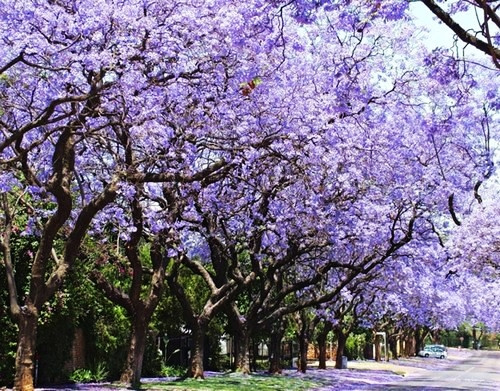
top-left (69, 369), bottom-right (93, 383)
top-left (69, 362), bottom-right (108, 383)
top-left (161, 365), bottom-right (186, 377)
top-left (345, 334), bottom-right (366, 360)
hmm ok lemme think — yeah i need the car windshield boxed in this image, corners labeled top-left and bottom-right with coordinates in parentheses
top-left (425, 345), bottom-right (445, 350)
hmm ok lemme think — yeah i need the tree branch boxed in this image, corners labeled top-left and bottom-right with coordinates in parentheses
top-left (421, 0), bottom-right (500, 67)
top-left (89, 270), bottom-right (132, 312)
top-left (0, 193), bottom-right (21, 319)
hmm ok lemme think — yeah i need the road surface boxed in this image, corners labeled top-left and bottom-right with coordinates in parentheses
top-left (383, 349), bottom-right (500, 390)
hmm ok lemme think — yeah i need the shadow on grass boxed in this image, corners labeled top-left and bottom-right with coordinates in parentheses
top-left (141, 372), bottom-right (325, 391)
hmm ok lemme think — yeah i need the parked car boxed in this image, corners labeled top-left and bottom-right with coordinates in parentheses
top-left (418, 345), bottom-right (447, 359)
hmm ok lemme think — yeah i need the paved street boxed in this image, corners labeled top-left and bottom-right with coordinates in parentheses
top-left (382, 350), bottom-right (500, 390)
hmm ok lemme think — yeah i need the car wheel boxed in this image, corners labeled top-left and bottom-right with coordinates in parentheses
top-left (425, 353), bottom-right (429, 357)
top-left (440, 355), bottom-right (445, 359)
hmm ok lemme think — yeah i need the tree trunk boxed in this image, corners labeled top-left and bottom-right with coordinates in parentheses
top-left (471, 328), bottom-right (476, 349)
top-left (234, 326), bottom-right (251, 374)
top-left (374, 333), bottom-right (382, 362)
top-left (295, 311), bottom-right (318, 374)
top-left (251, 339), bottom-right (259, 372)
top-left (318, 340), bottom-right (327, 369)
top-left (334, 329), bottom-right (347, 369)
top-left (317, 322), bottom-right (332, 370)
top-left (120, 314), bottom-right (148, 388)
top-left (415, 327), bottom-right (423, 355)
top-left (431, 329), bottom-right (441, 344)
top-left (404, 333), bottom-right (415, 356)
top-left (398, 338), bottom-right (405, 358)
top-left (389, 337), bottom-right (398, 360)
top-left (389, 336), bottom-right (398, 360)
top-left (268, 326), bottom-right (284, 374)
top-left (297, 330), bottom-right (308, 373)
top-left (232, 334), bottom-right (240, 371)
top-left (189, 320), bottom-right (207, 379)
top-left (13, 305), bottom-right (38, 391)
top-left (225, 304), bottom-right (243, 372)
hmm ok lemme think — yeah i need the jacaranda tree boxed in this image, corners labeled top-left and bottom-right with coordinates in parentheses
top-left (0, 0), bottom-right (498, 390)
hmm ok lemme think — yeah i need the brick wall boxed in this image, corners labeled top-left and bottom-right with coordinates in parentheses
top-left (307, 343), bottom-right (336, 360)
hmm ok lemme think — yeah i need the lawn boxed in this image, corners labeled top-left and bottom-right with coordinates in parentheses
top-left (140, 372), bottom-right (325, 391)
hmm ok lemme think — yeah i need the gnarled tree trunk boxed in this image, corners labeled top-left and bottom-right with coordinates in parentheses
top-left (120, 311), bottom-right (148, 388)
top-left (189, 320), bottom-right (207, 379)
top-left (13, 305), bottom-right (38, 391)
top-left (234, 325), bottom-right (251, 374)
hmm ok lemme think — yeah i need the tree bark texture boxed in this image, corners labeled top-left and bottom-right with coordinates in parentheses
top-left (120, 315), bottom-right (148, 388)
top-left (404, 334), bottom-right (416, 357)
top-left (317, 321), bottom-right (332, 370)
top-left (234, 327), bottom-right (251, 374)
top-left (415, 327), bottom-right (424, 355)
top-left (268, 326), bottom-right (284, 374)
top-left (334, 329), bottom-right (347, 369)
top-left (189, 321), bottom-right (207, 379)
top-left (13, 305), bottom-right (38, 391)
top-left (297, 331), bottom-right (308, 373)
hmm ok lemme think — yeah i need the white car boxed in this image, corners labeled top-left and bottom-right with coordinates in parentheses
top-left (418, 345), bottom-right (447, 359)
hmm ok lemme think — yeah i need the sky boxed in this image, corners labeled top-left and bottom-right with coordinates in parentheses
top-left (408, 1), bottom-right (489, 59)
top-left (409, 2), bottom-right (500, 175)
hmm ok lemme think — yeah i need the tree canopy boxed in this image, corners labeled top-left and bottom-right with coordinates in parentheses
top-left (0, 1), bottom-right (498, 390)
